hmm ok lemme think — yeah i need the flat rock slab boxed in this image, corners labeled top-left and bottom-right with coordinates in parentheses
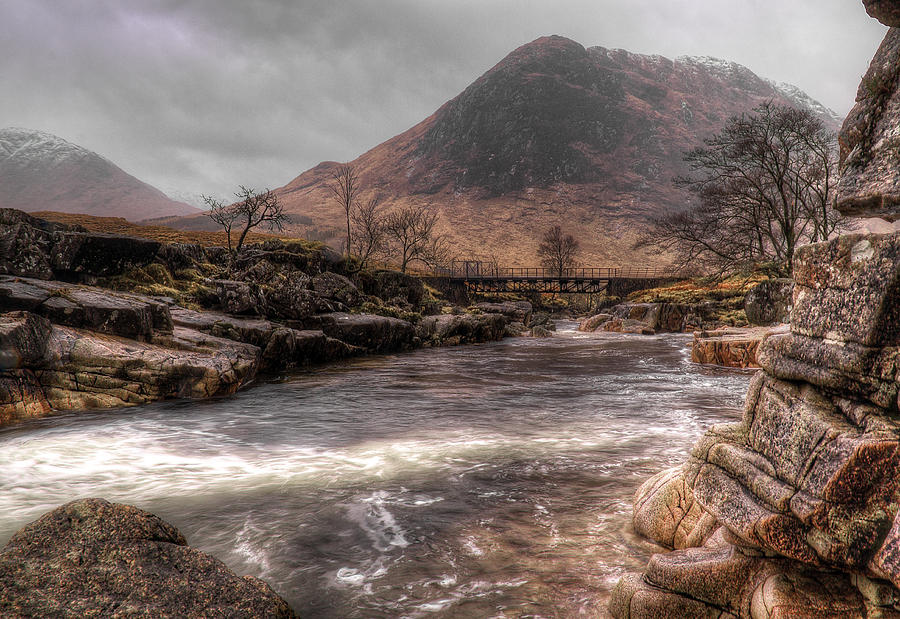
top-left (691, 326), bottom-right (785, 369)
top-left (303, 312), bottom-right (415, 353)
top-left (34, 324), bottom-right (259, 411)
top-left (0, 498), bottom-right (297, 618)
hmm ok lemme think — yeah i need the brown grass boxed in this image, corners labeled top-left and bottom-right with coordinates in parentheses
top-left (33, 211), bottom-right (293, 247)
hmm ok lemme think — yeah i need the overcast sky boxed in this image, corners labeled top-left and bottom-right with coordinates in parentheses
top-left (1, 0), bottom-right (888, 202)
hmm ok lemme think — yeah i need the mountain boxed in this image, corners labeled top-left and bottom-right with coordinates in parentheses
top-left (0, 128), bottom-right (199, 221)
top-left (176, 36), bottom-right (841, 267)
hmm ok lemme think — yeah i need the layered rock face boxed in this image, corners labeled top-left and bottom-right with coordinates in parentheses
top-left (0, 498), bottom-right (296, 617)
top-left (611, 231), bottom-right (900, 617)
top-left (614, 9), bottom-right (900, 616)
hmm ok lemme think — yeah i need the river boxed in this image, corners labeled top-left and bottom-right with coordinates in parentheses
top-left (0, 322), bottom-right (751, 618)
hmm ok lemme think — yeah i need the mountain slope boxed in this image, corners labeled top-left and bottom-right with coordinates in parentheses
top-left (0, 128), bottom-right (199, 221)
top-left (191, 36), bottom-right (841, 267)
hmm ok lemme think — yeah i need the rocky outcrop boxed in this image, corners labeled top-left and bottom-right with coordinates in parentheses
top-left (691, 326), bottom-right (785, 369)
top-left (837, 27), bottom-right (900, 219)
top-left (611, 231), bottom-right (900, 617)
top-left (0, 498), bottom-right (296, 617)
top-left (865, 0), bottom-right (900, 27)
top-left (580, 302), bottom-right (701, 334)
top-left (416, 312), bottom-right (507, 346)
top-left (473, 301), bottom-right (533, 325)
top-left (302, 312), bottom-right (416, 353)
top-left (744, 278), bottom-right (793, 326)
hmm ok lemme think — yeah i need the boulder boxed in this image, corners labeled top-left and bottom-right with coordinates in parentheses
top-left (302, 312), bottom-right (415, 353)
top-left (50, 231), bottom-right (161, 278)
top-left (691, 326), bottom-right (783, 369)
top-left (416, 313), bottom-right (507, 346)
top-left (214, 279), bottom-right (262, 315)
top-left (473, 301), bottom-right (533, 325)
top-left (311, 271), bottom-right (362, 308)
top-left (601, 317), bottom-right (656, 335)
top-left (156, 242), bottom-right (206, 271)
top-left (837, 28), bottom-right (900, 219)
top-left (0, 311), bottom-right (51, 369)
top-left (744, 278), bottom-right (793, 326)
top-left (530, 325), bottom-right (554, 338)
top-left (791, 232), bottom-right (900, 347)
top-left (34, 325), bottom-right (259, 412)
top-left (579, 312), bottom-right (612, 332)
top-left (632, 467), bottom-right (718, 551)
top-left (0, 498), bottom-right (296, 618)
top-left (357, 269), bottom-right (425, 307)
top-left (865, 0), bottom-right (900, 27)
top-left (261, 327), bottom-right (356, 371)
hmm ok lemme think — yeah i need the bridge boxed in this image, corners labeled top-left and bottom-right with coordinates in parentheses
top-left (439, 261), bottom-right (683, 294)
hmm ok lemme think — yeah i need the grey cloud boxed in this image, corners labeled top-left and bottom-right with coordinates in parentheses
top-left (0, 0), bottom-right (888, 200)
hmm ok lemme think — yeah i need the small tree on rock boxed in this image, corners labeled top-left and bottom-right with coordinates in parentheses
top-left (537, 225), bottom-right (580, 276)
top-left (203, 186), bottom-right (288, 258)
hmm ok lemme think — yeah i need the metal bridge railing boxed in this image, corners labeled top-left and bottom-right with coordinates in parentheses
top-left (433, 262), bottom-right (680, 281)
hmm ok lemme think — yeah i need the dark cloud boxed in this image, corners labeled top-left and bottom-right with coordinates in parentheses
top-left (0, 0), bottom-right (887, 200)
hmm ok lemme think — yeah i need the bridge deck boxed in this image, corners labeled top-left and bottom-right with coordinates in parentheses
top-left (436, 264), bottom-right (681, 294)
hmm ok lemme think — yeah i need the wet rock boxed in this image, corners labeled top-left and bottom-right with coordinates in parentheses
top-left (837, 28), bottom-right (900, 219)
top-left (170, 307), bottom-right (275, 349)
top-left (0, 498), bottom-right (297, 618)
top-left (0, 369), bottom-right (51, 425)
top-left (503, 321), bottom-right (527, 337)
top-left (0, 276), bottom-right (64, 311)
top-left (600, 317), bottom-right (656, 335)
top-left (865, 1), bottom-right (900, 28)
top-left (530, 325), bottom-right (554, 338)
top-left (474, 301), bottom-right (533, 325)
top-left (261, 327), bottom-right (356, 371)
top-left (578, 312), bottom-right (612, 332)
top-left (36, 324), bottom-right (259, 411)
top-left (691, 326), bottom-right (783, 369)
top-left (416, 313), bottom-right (507, 346)
top-left (632, 467), bottom-right (719, 551)
top-left (744, 278), bottom-right (793, 326)
top-left (0, 311), bottom-right (51, 369)
top-left (304, 312), bottom-right (415, 353)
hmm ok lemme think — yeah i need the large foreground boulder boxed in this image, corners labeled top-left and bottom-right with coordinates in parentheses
top-left (0, 498), bottom-right (296, 618)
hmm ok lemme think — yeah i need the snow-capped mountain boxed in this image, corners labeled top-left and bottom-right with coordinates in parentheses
top-left (0, 128), bottom-right (198, 221)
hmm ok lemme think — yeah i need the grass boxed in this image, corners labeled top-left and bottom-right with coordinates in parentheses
top-left (33, 211), bottom-right (298, 248)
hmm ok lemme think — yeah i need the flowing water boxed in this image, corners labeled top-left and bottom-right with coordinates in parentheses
top-left (0, 322), bottom-right (751, 618)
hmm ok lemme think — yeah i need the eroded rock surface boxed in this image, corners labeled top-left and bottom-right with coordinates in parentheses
top-left (612, 231), bottom-right (900, 618)
top-left (838, 28), bottom-right (900, 219)
top-left (0, 498), bottom-right (297, 618)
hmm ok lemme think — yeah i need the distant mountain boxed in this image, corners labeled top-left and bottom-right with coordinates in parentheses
top-left (0, 128), bottom-right (199, 221)
top-left (175, 36), bottom-right (842, 266)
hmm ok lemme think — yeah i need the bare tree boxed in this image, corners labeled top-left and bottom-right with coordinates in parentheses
top-left (537, 225), bottom-right (580, 276)
top-left (350, 195), bottom-right (385, 270)
top-left (328, 165), bottom-right (360, 258)
top-left (204, 186), bottom-right (287, 258)
top-left (638, 102), bottom-right (844, 275)
top-left (382, 204), bottom-right (451, 273)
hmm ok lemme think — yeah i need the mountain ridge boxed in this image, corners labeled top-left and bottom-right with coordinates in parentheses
top-left (0, 127), bottom-right (200, 222)
top-left (173, 36), bottom-right (842, 267)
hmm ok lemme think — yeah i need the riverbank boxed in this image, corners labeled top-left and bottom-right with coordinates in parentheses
top-left (0, 208), bottom-right (529, 427)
